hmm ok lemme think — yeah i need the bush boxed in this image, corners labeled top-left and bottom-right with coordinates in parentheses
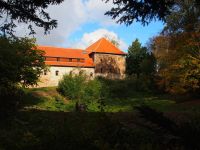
top-left (57, 73), bottom-right (86, 100)
top-left (57, 72), bottom-right (103, 111)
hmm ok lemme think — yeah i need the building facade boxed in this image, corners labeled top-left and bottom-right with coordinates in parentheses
top-left (38, 38), bottom-right (126, 87)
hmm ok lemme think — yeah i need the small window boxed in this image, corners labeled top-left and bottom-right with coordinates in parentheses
top-left (57, 57), bottom-right (60, 61)
top-left (80, 59), bottom-right (85, 63)
top-left (69, 58), bottom-right (72, 62)
top-left (44, 70), bottom-right (47, 75)
top-left (100, 68), bottom-right (103, 73)
top-left (55, 70), bottom-right (59, 76)
top-left (100, 59), bottom-right (103, 62)
top-left (90, 72), bottom-right (93, 77)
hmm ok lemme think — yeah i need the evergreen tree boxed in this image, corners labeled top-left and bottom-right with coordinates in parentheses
top-left (126, 39), bottom-right (156, 77)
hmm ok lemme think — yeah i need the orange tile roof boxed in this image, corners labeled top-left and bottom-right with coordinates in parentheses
top-left (38, 46), bottom-right (94, 67)
top-left (38, 38), bottom-right (125, 67)
top-left (38, 46), bottom-right (85, 58)
top-left (86, 38), bottom-right (126, 55)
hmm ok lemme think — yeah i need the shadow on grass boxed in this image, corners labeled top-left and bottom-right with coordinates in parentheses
top-left (0, 110), bottom-right (142, 150)
top-left (1, 108), bottom-right (200, 150)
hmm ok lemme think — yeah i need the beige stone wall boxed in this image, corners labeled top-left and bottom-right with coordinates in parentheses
top-left (37, 66), bottom-right (94, 87)
top-left (93, 53), bottom-right (126, 79)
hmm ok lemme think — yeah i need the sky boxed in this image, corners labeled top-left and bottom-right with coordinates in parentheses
top-left (15, 0), bottom-right (164, 52)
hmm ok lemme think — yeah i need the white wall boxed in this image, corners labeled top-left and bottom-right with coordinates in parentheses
top-left (37, 66), bottom-right (94, 87)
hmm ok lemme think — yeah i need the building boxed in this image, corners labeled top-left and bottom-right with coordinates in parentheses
top-left (38, 38), bottom-right (126, 87)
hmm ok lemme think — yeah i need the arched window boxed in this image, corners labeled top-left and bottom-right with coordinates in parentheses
top-left (55, 70), bottom-right (59, 76)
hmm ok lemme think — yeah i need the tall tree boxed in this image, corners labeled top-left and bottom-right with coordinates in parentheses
top-left (0, 0), bottom-right (64, 35)
top-left (126, 39), bottom-right (156, 77)
top-left (0, 37), bottom-right (46, 113)
top-left (152, 0), bottom-right (200, 94)
top-left (0, 37), bottom-right (46, 88)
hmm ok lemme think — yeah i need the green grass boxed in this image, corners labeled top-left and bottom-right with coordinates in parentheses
top-left (1, 86), bottom-right (200, 150)
top-left (19, 87), bottom-right (200, 114)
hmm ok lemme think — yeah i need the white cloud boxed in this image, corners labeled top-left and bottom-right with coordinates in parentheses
top-left (73, 28), bottom-right (128, 51)
top-left (13, 0), bottom-right (118, 47)
top-left (15, 0), bottom-right (87, 47)
top-left (85, 0), bottom-right (116, 26)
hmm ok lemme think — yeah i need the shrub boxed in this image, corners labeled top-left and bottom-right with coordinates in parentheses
top-left (57, 73), bottom-right (86, 100)
top-left (57, 72), bottom-right (103, 111)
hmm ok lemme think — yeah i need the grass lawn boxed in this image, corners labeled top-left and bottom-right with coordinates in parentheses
top-left (1, 87), bottom-right (200, 150)
top-left (20, 87), bottom-right (200, 114)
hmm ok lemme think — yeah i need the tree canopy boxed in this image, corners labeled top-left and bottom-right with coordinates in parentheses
top-left (152, 0), bottom-right (200, 94)
top-left (126, 39), bottom-right (156, 77)
top-left (104, 0), bottom-right (175, 25)
top-left (0, 37), bottom-right (46, 88)
top-left (0, 0), bottom-right (64, 35)
top-left (104, 0), bottom-right (200, 25)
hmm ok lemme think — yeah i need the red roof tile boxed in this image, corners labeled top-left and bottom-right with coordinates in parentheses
top-left (38, 46), bottom-right (85, 58)
top-left (38, 46), bottom-right (94, 67)
top-left (86, 38), bottom-right (126, 55)
top-left (38, 38), bottom-right (125, 67)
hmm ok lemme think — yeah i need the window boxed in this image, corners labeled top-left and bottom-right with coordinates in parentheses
top-left (90, 72), bottom-right (93, 77)
top-left (55, 70), bottom-right (59, 76)
top-left (69, 58), bottom-right (72, 62)
top-left (80, 59), bottom-right (85, 63)
top-left (100, 68), bottom-right (103, 73)
top-left (44, 70), bottom-right (47, 75)
top-left (57, 57), bottom-right (60, 61)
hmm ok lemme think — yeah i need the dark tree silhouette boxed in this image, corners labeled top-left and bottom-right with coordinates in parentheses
top-left (103, 0), bottom-right (175, 25)
top-left (0, 0), bottom-right (64, 35)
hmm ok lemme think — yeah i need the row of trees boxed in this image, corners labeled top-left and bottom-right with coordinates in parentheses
top-left (126, 0), bottom-right (200, 95)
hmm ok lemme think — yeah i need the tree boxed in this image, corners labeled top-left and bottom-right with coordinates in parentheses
top-left (153, 33), bottom-right (200, 94)
top-left (0, 37), bottom-right (46, 88)
top-left (0, 36), bottom-right (46, 114)
top-left (126, 39), bottom-right (156, 77)
top-left (152, 0), bottom-right (200, 94)
top-left (162, 0), bottom-right (200, 34)
top-left (0, 0), bottom-right (64, 35)
top-left (104, 0), bottom-right (200, 26)
top-left (103, 0), bottom-right (175, 25)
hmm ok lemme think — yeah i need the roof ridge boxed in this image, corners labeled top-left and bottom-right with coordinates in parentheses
top-left (38, 45), bottom-right (83, 51)
top-left (93, 38), bottom-right (103, 53)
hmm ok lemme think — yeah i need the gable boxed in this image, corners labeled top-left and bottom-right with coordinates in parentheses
top-left (86, 38), bottom-right (126, 55)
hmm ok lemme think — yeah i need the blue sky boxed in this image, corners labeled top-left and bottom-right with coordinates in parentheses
top-left (15, 0), bottom-right (164, 52)
top-left (69, 21), bottom-right (164, 50)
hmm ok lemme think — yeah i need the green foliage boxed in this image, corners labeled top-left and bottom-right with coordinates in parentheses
top-left (57, 73), bottom-right (103, 110)
top-left (57, 73), bottom-right (86, 100)
top-left (0, 37), bottom-right (46, 113)
top-left (126, 38), bottom-right (156, 78)
top-left (162, 0), bottom-right (200, 34)
top-left (0, 0), bottom-right (64, 35)
top-left (0, 37), bottom-right (46, 88)
top-left (104, 0), bottom-right (175, 25)
top-left (152, 0), bottom-right (200, 95)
